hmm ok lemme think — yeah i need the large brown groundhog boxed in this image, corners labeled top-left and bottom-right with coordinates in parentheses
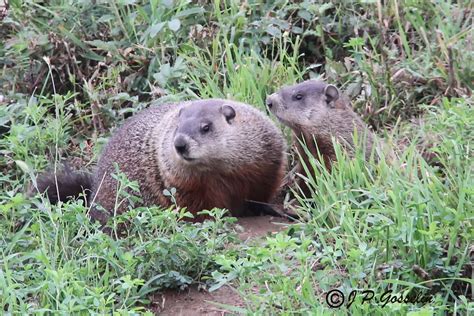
top-left (37, 99), bottom-right (287, 224)
top-left (266, 80), bottom-right (375, 196)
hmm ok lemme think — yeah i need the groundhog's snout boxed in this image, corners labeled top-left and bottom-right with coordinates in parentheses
top-left (174, 134), bottom-right (189, 157)
top-left (266, 94), bottom-right (283, 117)
top-left (266, 94), bottom-right (275, 110)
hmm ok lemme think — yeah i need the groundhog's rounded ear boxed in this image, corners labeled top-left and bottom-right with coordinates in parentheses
top-left (178, 107), bottom-right (184, 117)
top-left (324, 85), bottom-right (339, 103)
top-left (221, 104), bottom-right (236, 123)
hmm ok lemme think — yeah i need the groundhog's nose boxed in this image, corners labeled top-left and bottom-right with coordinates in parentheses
top-left (266, 96), bottom-right (273, 109)
top-left (174, 135), bottom-right (188, 155)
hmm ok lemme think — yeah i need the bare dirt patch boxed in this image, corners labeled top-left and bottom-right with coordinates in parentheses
top-left (152, 285), bottom-right (244, 316)
top-left (235, 215), bottom-right (290, 240)
top-left (150, 215), bottom-right (290, 315)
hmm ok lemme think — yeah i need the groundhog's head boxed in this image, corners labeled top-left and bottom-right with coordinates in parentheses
top-left (172, 101), bottom-right (237, 167)
top-left (266, 80), bottom-right (340, 130)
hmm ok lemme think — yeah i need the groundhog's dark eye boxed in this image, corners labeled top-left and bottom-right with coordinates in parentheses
top-left (294, 93), bottom-right (303, 101)
top-left (200, 123), bottom-right (211, 133)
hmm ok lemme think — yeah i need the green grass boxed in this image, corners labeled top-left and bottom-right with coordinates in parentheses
top-left (215, 98), bottom-right (473, 315)
top-left (1, 0), bottom-right (473, 314)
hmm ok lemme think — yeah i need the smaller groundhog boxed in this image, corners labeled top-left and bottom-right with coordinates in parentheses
top-left (266, 80), bottom-right (375, 196)
top-left (37, 99), bottom-right (287, 225)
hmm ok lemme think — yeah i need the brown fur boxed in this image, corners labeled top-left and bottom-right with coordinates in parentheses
top-left (37, 99), bottom-right (287, 225)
